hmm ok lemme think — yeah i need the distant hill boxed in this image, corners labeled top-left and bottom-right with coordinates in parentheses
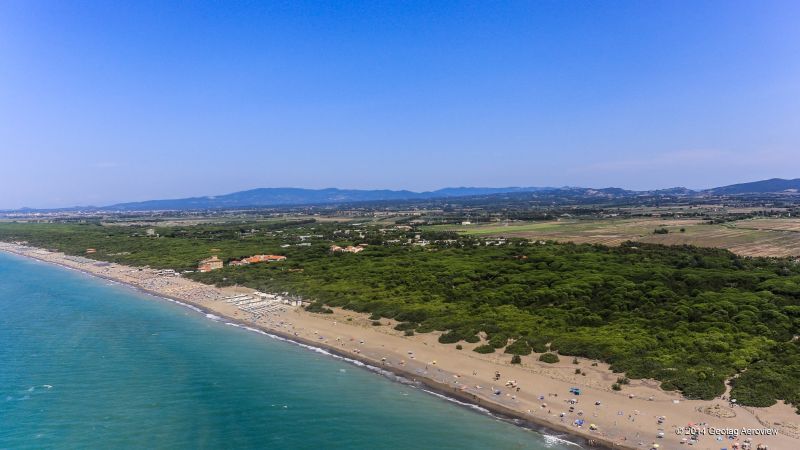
top-left (703, 178), bottom-right (800, 195)
top-left (6, 178), bottom-right (799, 213)
top-left (104, 186), bottom-right (555, 211)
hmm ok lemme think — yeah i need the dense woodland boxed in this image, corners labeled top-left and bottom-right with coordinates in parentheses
top-left (1, 221), bottom-right (799, 410)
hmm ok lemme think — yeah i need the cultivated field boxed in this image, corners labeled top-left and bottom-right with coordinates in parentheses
top-left (428, 217), bottom-right (800, 258)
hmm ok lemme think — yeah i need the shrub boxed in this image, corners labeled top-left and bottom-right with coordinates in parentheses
top-left (473, 344), bottom-right (495, 354)
top-left (415, 323), bottom-right (435, 333)
top-left (371, 320), bottom-right (381, 326)
top-left (511, 355), bottom-right (522, 364)
top-left (575, 368), bottom-right (581, 374)
top-left (456, 344), bottom-right (463, 350)
top-left (530, 341), bottom-right (547, 353)
top-left (464, 334), bottom-right (481, 343)
top-left (394, 322), bottom-right (417, 331)
top-left (573, 357), bottom-right (579, 364)
top-left (488, 334), bottom-right (509, 349)
top-left (539, 353), bottom-right (560, 364)
top-left (395, 310), bottom-right (428, 323)
top-left (438, 331), bottom-right (463, 344)
top-left (653, 228), bottom-right (669, 234)
top-left (404, 330), bottom-right (415, 336)
top-left (305, 302), bottom-right (333, 314)
top-left (504, 339), bottom-right (532, 356)
top-left (612, 383), bottom-right (621, 391)
top-left (369, 313), bottom-right (382, 320)
top-left (617, 376), bottom-right (630, 385)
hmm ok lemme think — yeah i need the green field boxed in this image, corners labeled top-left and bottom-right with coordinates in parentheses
top-left (426, 218), bottom-right (800, 257)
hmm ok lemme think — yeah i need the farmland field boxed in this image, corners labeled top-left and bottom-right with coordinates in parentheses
top-left (427, 218), bottom-right (800, 257)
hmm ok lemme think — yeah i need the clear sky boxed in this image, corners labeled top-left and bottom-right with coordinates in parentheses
top-left (1, 1), bottom-right (799, 209)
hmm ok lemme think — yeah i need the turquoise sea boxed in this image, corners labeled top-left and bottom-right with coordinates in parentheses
top-left (0, 252), bottom-right (578, 449)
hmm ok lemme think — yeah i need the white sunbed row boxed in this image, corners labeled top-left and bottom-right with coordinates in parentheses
top-left (239, 300), bottom-right (273, 310)
top-left (224, 294), bottom-right (252, 303)
top-left (241, 302), bottom-right (286, 314)
top-left (233, 297), bottom-right (268, 306)
top-left (250, 305), bottom-right (285, 315)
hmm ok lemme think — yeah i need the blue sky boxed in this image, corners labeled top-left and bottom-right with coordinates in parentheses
top-left (1, 1), bottom-right (799, 208)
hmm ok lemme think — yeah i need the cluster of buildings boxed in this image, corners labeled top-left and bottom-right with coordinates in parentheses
top-left (329, 244), bottom-right (366, 253)
top-left (229, 254), bottom-right (287, 266)
top-left (197, 254), bottom-right (288, 272)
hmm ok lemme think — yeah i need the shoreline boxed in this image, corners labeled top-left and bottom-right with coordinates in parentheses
top-left (0, 248), bottom-right (598, 449)
top-left (2, 243), bottom-right (797, 450)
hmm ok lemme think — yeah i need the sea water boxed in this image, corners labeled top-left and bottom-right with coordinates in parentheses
top-left (0, 252), bottom-right (577, 449)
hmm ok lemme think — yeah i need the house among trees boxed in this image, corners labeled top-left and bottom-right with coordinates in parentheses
top-left (330, 244), bottom-right (366, 253)
top-left (198, 255), bottom-right (223, 272)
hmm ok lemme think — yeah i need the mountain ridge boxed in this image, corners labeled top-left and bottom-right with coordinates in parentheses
top-left (102, 186), bottom-right (556, 211)
top-left (5, 178), bottom-right (800, 212)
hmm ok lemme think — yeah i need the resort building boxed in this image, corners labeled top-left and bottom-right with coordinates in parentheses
top-left (198, 255), bottom-right (223, 272)
top-left (330, 244), bottom-right (366, 253)
top-left (229, 254), bottom-right (287, 266)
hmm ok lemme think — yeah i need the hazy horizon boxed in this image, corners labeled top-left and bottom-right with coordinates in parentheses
top-left (2, 1), bottom-right (799, 209)
top-left (6, 177), bottom-right (800, 211)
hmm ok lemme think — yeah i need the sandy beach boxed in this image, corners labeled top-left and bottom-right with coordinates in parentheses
top-left (2, 242), bottom-right (797, 450)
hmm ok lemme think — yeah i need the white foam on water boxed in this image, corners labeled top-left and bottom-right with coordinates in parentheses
top-left (421, 388), bottom-right (492, 415)
top-left (420, 390), bottom-right (583, 448)
top-left (543, 434), bottom-right (584, 447)
top-left (210, 313), bottom-right (584, 448)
